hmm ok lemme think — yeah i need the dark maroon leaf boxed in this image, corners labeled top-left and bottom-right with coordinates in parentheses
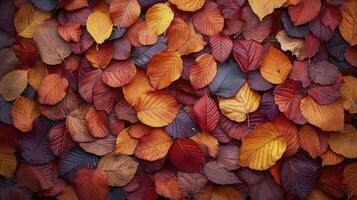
top-left (0, 0), bottom-right (16, 36)
top-left (317, 163), bottom-right (345, 199)
top-left (49, 123), bottom-right (77, 157)
top-left (309, 7), bottom-right (334, 41)
top-left (233, 39), bottom-right (264, 72)
top-left (281, 151), bottom-right (319, 199)
top-left (289, 61), bottom-right (311, 88)
top-left (259, 92), bottom-right (279, 121)
top-left (57, 7), bottom-right (91, 26)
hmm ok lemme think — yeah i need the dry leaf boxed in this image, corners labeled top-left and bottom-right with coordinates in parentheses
top-left (145, 3), bottom-right (174, 35)
top-left (276, 30), bottom-right (307, 60)
top-left (12, 96), bottom-right (39, 132)
top-left (0, 69), bottom-right (28, 101)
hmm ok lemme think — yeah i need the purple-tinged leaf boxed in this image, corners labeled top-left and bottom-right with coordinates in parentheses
top-left (217, 145), bottom-right (240, 170)
top-left (0, 96), bottom-right (12, 124)
top-left (307, 85), bottom-right (340, 105)
top-left (249, 175), bottom-right (285, 200)
top-left (132, 36), bottom-right (167, 68)
top-left (326, 31), bottom-right (348, 62)
top-left (57, 7), bottom-right (91, 26)
top-left (0, 0), bottom-right (16, 36)
top-left (259, 92), bottom-right (279, 121)
top-left (246, 70), bottom-right (274, 92)
top-left (49, 123), bottom-right (77, 157)
top-left (165, 109), bottom-right (199, 138)
top-left (32, 0), bottom-right (58, 11)
top-left (281, 11), bottom-right (309, 38)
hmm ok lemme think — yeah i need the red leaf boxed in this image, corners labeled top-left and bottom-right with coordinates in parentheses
top-left (307, 85), bottom-right (340, 105)
top-left (317, 164), bottom-right (345, 199)
top-left (85, 107), bottom-right (110, 138)
top-left (289, 61), bottom-right (311, 88)
top-left (193, 95), bottom-right (220, 132)
top-left (305, 33), bottom-right (320, 59)
top-left (13, 38), bottom-right (38, 66)
top-left (273, 79), bottom-right (307, 125)
top-left (209, 34), bottom-right (233, 63)
top-left (168, 139), bottom-right (205, 173)
top-left (242, 5), bottom-right (272, 43)
top-left (233, 39), bottom-right (265, 72)
top-left (102, 59), bottom-right (137, 88)
top-left (74, 168), bottom-right (110, 200)
top-left (113, 38), bottom-right (131, 60)
top-left (58, 22), bottom-right (82, 42)
top-left (288, 0), bottom-right (321, 26)
top-left (49, 124), bottom-right (76, 157)
top-left (321, 4), bottom-right (342, 31)
top-left (272, 114), bottom-right (299, 157)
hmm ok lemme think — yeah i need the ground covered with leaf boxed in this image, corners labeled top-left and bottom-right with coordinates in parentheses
top-left (0, 0), bottom-right (357, 199)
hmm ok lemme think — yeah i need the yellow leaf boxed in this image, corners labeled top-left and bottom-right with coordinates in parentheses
top-left (329, 124), bottom-right (357, 158)
top-left (260, 47), bottom-right (292, 84)
top-left (135, 92), bottom-right (180, 127)
top-left (339, 0), bottom-right (357, 45)
top-left (276, 30), bottom-right (307, 60)
top-left (191, 132), bottom-right (219, 158)
top-left (12, 96), bottom-right (39, 132)
top-left (145, 3), bottom-right (174, 35)
top-left (340, 76), bottom-right (357, 113)
top-left (97, 153), bottom-right (138, 186)
top-left (218, 82), bottom-right (261, 122)
top-left (123, 69), bottom-right (153, 106)
top-left (343, 163), bottom-right (357, 198)
top-left (28, 59), bottom-right (49, 90)
top-left (0, 144), bottom-right (17, 178)
top-left (0, 70), bottom-right (28, 101)
top-left (300, 96), bottom-right (344, 131)
top-left (134, 128), bottom-right (173, 161)
top-left (147, 50), bottom-right (183, 89)
top-left (14, 4), bottom-right (51, 38)
top-left (240, 123), bottom-right (287, 170)
top-left (86, 4), bottom-right (113, 44)
top-left (168, 0), bottom-right (206, 12)
top-left (115, 128), bottom-right (138, 155)
top-left (320, 148), bottom-right (344, 166)
top-left (248, 0), bottom-right (287, 21)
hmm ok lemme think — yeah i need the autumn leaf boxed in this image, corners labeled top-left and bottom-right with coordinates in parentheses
top-left (147, 50), bottom-right (183, 89)
top-left (145, 3), bottom-right (174, 35)
top-left (260, 47), bottom-right (292, 84)
top-left (276, 30), bottom-right (307, 60)
top-left (218, 82), bottom-right (261, 122)
top-left (248, 0), bottom-right (286, 21)
top-left (339, 0), bottom-right (357, 45)
top-left (329, 125), bottom-right (357, 158)
top-left (240, 123), bottom-right (287, 170)
top-left (0, 69), bottom-right (28, 101)
top-left (189, 54), bottom-right (217, 89)
top-left (38, 74), bottom-right (68, 105)
top-left (86, 3), bottom-right (113, 44)
top-left (115, 128), bottom-right (138, 155)
top-left (109, 0), bottom-right (141, 28)
top-left (123, 69), bottom-right (153, 106)
top-left (191, 132), bottom-right (219, 158)
top-left (166, 18), bottom-right (190, 51)
top-left (12, 96), bottom-right (39, 132)
top-left (169, 0), bottom-right (206, 12)
top-left (0, 144), bottom-right (17, 178)
top-left (340, 76), bottom-right (357, 113)
top-left (192, 2), bottom-right (224, 36)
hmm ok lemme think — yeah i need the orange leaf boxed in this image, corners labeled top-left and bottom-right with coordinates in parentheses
top-left (124, 19), bottom-right (146, 47)
top-left (343, 163), bottom-right (357, 198)
top-left (74, 169), bottom-right (110, 200)
top-left (85, 107), bottom-right (109, 138)
top-left (298, 125), bottom-right (321, 159)
top-left (147, 50), bottom-right (183, 89)
top-left (211, 187), bottom-right (244, 200)
top-left (189, 54), bottom-right (217, 89)
top-left (0, 144), bottom-right (17, 178)
top-left (190, 132), bottom-right (219, 158)
top-left (85, 42), bottom-right (113, 68)
top-left (66, 105), bottom-right (95, 142)
top-left (12, 96), bottom-right (39, 132)
top-left (300, 96), bottom-right (344, 131)
top-left (58, 23), bottom-right (82, 42)
top-left (123, 69), bottom-right (153, 106)
top-left (115, 128), bottom-right (138, 155)
top-left (109, 0), bottom-right (141, 28)
top-left (167, 18), bottom-right (190, 51)
top-left (320, 148), bottom-right (344, 166)
top-left (260, 47), bottom-right (292, 84)
top-left (63, 0), bottom-right (89, 11)
top-left (154, 169), bottom-right (182, 200)
top-left (128, 123), bottom-right (151, 139)
top-left (145, 3), bottom-right (174, 35)
top-left (135, 92), bottom-right (180, 127)
top-left (102, 59), bottom-right (137, 87)
top-left (192, 2), bottom-right (224, 36)
top-left (138, 27), bottom-right (158, 46)
top-left (177, 21), bottom-right (206, 55)
top-left (38, 74), bottom-right (69, 105)
top-left (28, 59), bottom-right (49, 90)
top-left (134, 128), bottom-right (173, 161)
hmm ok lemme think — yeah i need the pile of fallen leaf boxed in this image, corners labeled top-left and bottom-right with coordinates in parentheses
top-left (1, 0), bottom-right (357, 199)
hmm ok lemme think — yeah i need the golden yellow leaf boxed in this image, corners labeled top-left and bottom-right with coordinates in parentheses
top-left (0, 144), bottom-right (17, 178)
top-left (12, 96), bottom-right (39, 132)
top-left (218, 82), bottom-right (261, 122)
top-left (168, 0), bottom-right (206, 12)
top-left (340, 76), bottom-right (357, 113)
top-left (14, 4), bottom-right (51, 38)
top-left (145, 3), bottom-right (174, 35)
top-left (260, 47), bottom-right (292, 84)
top-left (329, 124), bottom-right (357, 158)
top-left (320, 148), bottom-right (344, 166)
top-left (177, 21), bottom-right (206, 55)
top-left (135, 92), bottom-right (180, 127)
top-left (339, 0), bottom-right (357, 45)
top-left (305, 189), bottom-right (333, 200)
top-left (86, 4), bottom-right (113, 44)
top-left (134, 128), bottom-right (173, 161)
top-left (123, 69), bottom-right (153, 106)
top-left (147, 50), bottom-right (183, 89)
top-left (28, 59), bottom-right (49, 90)
top-left (240, 123), bottom-right (287, 170)
top-left (276, 30), bottom-right (307, 60)
top-left (191, 132), bottom-right (219, 158)
top-left (248, 0), bottom-right (287, 21)
top-left (97, 153), bottom-right (138, 186)
top-left (344, 163), bottom-right (357, 199)
top-left (0, 70), bottom-right (28, 101)
top-left (115, 128), bottom-right (138, 155)
top-left (298, 125), bottom-right (320, 159)
top-left (300, 96), bottom-right (344, 131)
